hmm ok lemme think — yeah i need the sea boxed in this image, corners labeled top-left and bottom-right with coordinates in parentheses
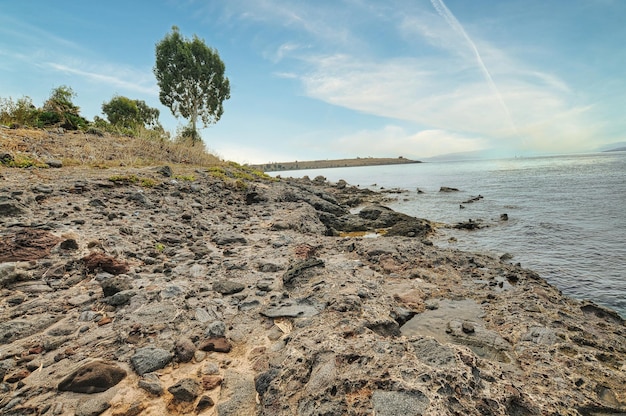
top-left (273, 152), bottom-right (626, 319)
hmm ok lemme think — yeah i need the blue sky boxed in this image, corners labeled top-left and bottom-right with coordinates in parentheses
top-left (1, 0), bottom-right (624, 163)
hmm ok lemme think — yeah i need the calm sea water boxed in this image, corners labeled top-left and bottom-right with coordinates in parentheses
top-left (275, 152), bottom-right (626, 318)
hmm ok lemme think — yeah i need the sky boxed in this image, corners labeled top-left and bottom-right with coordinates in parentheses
top-left (1, 0), bottom-right (625, 163)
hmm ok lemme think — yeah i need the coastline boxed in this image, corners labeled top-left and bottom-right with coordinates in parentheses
top-left (0, 165), bottom-right (625, 415)
top-left (249, 156), bottom-right (421, 172)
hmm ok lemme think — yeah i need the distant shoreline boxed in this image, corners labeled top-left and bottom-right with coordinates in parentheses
top-left (250, 156), bottom-right (421, 172)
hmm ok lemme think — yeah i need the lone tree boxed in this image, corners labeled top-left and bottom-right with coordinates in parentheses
top-left (154, 26), bottom-right (230, 143)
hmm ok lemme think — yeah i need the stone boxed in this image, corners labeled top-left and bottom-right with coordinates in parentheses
top-left (213, 279), bottom-right (245, 295)
top-left (372, 390), bottom-right (430, 416)
top-left (204, 320), bottom-right (226, 337)
top-left (255, 368), bottom-right (279, 396)
top-left (75, 394), bottom-right (112, 416)
top-left (156, 165), bottom-right (172, 177)
top-left (202, 375), bottom-right (223, 390)
top-left (411, 337), bottom-right (456, 367)
top-left (130, 347), bottom-right (173, 376)
top-left (175, 338), bottom-right (196, 362)
top-left (199, 337), bottom-right (232, 353)
top-left (100, 276), bottom-right (131, 297)
top-left (82, 252), bottom-right (129, 275)
top-left (46, 159), bottom-right (63, 168)
top-left (106, 290), bottom-right (135, 306)
top-left (58, 361), bottom-right (126, 393)
top-left (196, 395), bottom-right (215, 412)
top-left (138, 373), bottom-right (163, 396)
top-left (217, 370), bottom-right (257, 416)
top-left (168, 378), bottom-right (201, 402)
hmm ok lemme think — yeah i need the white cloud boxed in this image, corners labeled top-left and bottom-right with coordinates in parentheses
top-left (43, 62), bottom-right (158, 96)
top-left (334, 125), bottom-right (488, 159)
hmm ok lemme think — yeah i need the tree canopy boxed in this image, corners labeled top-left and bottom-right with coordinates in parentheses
top-left (154, 26), bottom-right (230, 143)
top-left (102, 96), bottom-right (160, 129)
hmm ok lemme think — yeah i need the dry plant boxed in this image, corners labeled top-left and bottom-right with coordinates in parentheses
top-left (0, 127), bottom-right (223, 168)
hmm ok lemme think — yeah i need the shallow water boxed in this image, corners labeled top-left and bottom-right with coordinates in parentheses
top-left (275, 152), bottom-right (626, 318)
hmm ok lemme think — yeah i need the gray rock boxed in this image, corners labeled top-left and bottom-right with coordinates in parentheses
top-left (411, 337), bottom-right (456, 367)
top-left (204, 320), bottom-right (226, 337)
top-left (75, 396), bottom-right (111, 416)
top-left (175, 338), bottom-right (196, 362)
top-left (212, 232), bottom-right (247, 246)
top-left (521, 326), bottom-right (558, 345)
top-left (0, 200), bottom-right (26, 217)
top-left (138, 373), bottom-right (163, 396)
top-left (130, 347), bottom-right (173, 376)
top-left (46, 159), bottom-right (63, 168)
top-left (372, 390), bottom-right (430, 416)
top-left (217, 370), bottom-right (257, 416)
top-left (106, 290), bottom-right (135, 306)
top-left (168, 378), bottom-right (201, 402)
top-left (213, 279), bottom-right (245, 295)
top-left (100, 276), bottom-right (131, 297)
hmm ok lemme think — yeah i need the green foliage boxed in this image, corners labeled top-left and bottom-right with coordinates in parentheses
top-left (0, 153), bottom-right (48, 168)
top-left (42, 85), bottom-right (88, 130)
top-left (101, 95), bottom-right (161, 131)
top-left (0, 96), bottom-right (37, 126)
top-left (154, 26), bottom-right (230, 144)
top-left (173, 174), bottom-right (195, 181)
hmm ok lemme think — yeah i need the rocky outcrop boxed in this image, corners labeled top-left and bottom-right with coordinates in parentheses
top-left (0, 166), bottom-right (624, 415)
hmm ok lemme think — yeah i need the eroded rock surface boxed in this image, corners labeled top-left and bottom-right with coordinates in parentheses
top-left (0, 166), bottom-right (624, 415)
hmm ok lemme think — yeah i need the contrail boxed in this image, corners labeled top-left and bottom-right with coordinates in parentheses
top-left (430, 0), bottom-right (518, 136)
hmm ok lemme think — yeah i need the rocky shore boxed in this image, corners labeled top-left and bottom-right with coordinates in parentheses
top-left (0, 164), bottom-right (625, 415)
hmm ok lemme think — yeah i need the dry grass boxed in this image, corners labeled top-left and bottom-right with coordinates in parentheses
top-left (0, 127), bottom-right (222, 168)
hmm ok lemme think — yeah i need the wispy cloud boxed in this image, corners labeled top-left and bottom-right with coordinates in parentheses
top-left (44, 62), bottom-right (158, 95)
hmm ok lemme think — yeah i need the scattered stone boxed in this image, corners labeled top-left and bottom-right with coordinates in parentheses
top-left (212, 232), bottom-right (247, 246)
top-left (175, 338), bottom-right (196, 362)
top-left (156, 165), bottom-right (172, 177)
top-left (204, 321), bottom-right (226, 337)
top-left (202, 375), bottom-right (223, 390)
top-left (199, 337), bottom-right (232, 353)
top-left (213, 279), bottom-right (245, 295)
top-left (82, 252), bottom-right (129, 275)
top-left (58, 361), bottom-right (126, 393)
top-left (282, 258), bottom-right (324, 285)
top-left (138, 373), bottom-right (164, 396)
top-left (130, 347), bottom-right (173, 376)
top-left (196, 395), bottom-right (215, 412)
top-left (0, 229), bottom-right (62, 262)
top-left (168, 378), bottom-right (201, 402)
top-left (46, 159), bottom-right (63, 168)
top-left (439, 186), bottom-right (459, 192)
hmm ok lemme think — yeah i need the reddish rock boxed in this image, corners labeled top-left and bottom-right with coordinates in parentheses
top-left (199, 337), bottom-right (232, 353)
top-left (82, 252), bottom-right (129, 275)
top-left (202, 375), bottom-right (223, 390)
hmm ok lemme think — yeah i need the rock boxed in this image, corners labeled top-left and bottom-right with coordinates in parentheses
top-left (371, 390), bottom-right (430, 416)
top-left (282, 258), bottom-right (324, 285)
top-left (168, 378), bottom-right (201, 402)
top-left (156, 165), bottom-right (172, 177)
top-left (255, 368), bottom-right (279, 396)
top-left (199, 337), bottom-right (232, 353)
top-left (59, 238), bottom-right (79, 250)
top-left (411, 337), bottom-right (456, 367)
top-left (100, 275), bottom-right (132, 297)
top-left (0, 200), bottom-right (26, 217)
top-left (204, 320), bottom-right (226, 337)
top-left (0, 229), bottom-right (62, 262)
top-left (217, 370), bottom-right (257, 416)
top-left (138, 373), bottom-right (163, 396)
top-left (58, 361), bottom-right (126, 393)
top-left (212, 232), bottom-right (247, 246)
top-left (130, 347), bottom-right (173, 376)
top-left (174, 338), bottom-right (196, 362)
top-left (521, 326), bottom-right (558, 345)
top-left (196, 395), bottom-right (215, 412)
top-left (75, 392), bottom-right (114, 416)
top-left (202, 375), bottom-right (223, 390)
top-left (105, 290), bottom-right (135, 306)
top-left (82, 252), bottom-right (129, 275)
top-left (46, 159), bottom-right (63, 168)
top-left (439, 186), bottom-right (459, 192)
top-left (213, 279), bottom-right (245, 295)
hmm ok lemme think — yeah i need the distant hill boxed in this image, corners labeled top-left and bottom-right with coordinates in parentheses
top-left (250, 157), bottom-right (421, 172)
top-left (596, 142), bottom-right (626, 152)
